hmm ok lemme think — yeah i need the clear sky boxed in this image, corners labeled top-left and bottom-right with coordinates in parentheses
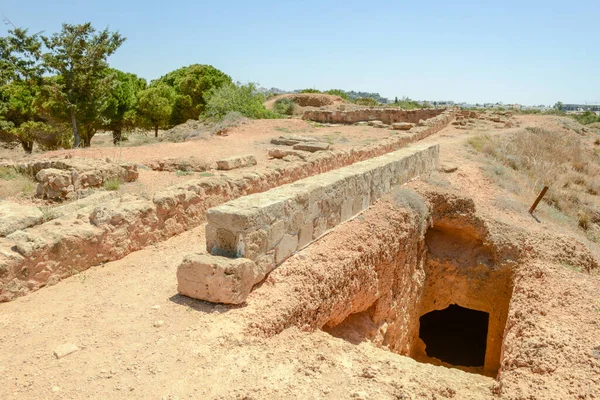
top-left (2, 0), bottom-right (598, 105)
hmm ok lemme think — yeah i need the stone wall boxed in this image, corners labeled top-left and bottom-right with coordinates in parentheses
top-left (205, 144), bottom-right (439, 279)
top-left (303, 108), bottom-right (445, 125)
top-left (0, 110), bottom-right (454, 302)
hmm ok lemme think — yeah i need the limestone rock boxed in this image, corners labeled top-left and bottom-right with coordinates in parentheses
top-left (216, 155), bottom-right (257, 171)
top-left (270, 135), bottom-right (316, 146)
top-left (392, 122), bottom-right (414, 131)
top-left (292, 142), bottom-right (331, 152)
top-left (0, 202), bottom-right (44, 236)
top-left (36, 168), bottom-right (73, 200)
top-left (177, 253), bottom-right (261, 304)
top-left (439, 163), bottom-right (458, 173)
top-left (267, 148), bottom-right (309, 160)
top-left (53, 343), bottom-right (79, 359)
top-left (367, 120), bottom-right (384, 126)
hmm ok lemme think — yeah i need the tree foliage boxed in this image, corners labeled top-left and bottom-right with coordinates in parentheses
top-left (41, 23), bottom-right (125, 147)
top-left (152, 64), bottom-right (232, 125)
top-left (103, 68), bottom-right (147, 143)
top-left (137, 84), bottom-right (176, 136)
top-left (203, 82), bottom-right (278, 121)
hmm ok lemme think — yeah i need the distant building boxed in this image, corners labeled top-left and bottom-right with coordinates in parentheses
top-left (563, 104), bottom-right (600, 112)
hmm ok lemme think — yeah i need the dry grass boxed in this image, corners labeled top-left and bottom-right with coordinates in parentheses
top-left (0, 167), bottom-right (37, 200)
top-left (469, 127), bottom-right (600, 237)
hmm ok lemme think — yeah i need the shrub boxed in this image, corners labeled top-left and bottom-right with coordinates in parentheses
top-left (103, 178), bottom-right (121, 191)
top-left (299, 89), bottom-right (321, 94)
top-left (272, 98), bottom-right (297, 115)
top-left (325, 89), bottom-right (350, 101)
top-left (573, 111), bottom-right (600, 125)
top-left (354, 97), bottom-right (379, 106)
top-left (202, 83), bottom-right (279, 121)
top-left (211, 111), bottom-right (247, 135)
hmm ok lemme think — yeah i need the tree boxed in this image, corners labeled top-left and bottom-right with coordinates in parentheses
top-left (0, 27), bottom-right (44, 85)
top-left (554, 101), bottom-right (565, 111)
top-left (103, 69), bottom-right (147, 144)
top-left (42, 23), bottom-right (125, 147)
top-left (394, 96), bottom-right (399, 104)
top-left (137, 84), bottom-right (176, 137)
top-left (152, 64), bottom-right (232, 125)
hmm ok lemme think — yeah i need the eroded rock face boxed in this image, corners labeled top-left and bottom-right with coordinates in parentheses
top-left (177, 253), bottom-right (260, 304)
top-left (0, 202), bottom-right (43, 237)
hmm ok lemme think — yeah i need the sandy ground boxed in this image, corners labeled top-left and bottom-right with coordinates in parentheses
top-left (1, 115), bottom-right (599, 399)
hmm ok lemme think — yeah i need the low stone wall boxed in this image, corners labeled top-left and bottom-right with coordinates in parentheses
top-left (0, 110), bottom-right (454, 302)
top-left (205, 143), bottom-right (439, 280)
top-left (303, 108), bottom-right (445, 125)
top-left (1, 158), bottom-right (138, 200)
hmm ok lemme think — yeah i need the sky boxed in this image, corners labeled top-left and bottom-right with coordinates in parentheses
top-left (1, 0), bottom-right (598, 105)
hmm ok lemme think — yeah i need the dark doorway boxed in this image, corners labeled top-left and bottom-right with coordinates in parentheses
top-left (419, 304), bottom-right (489, 367)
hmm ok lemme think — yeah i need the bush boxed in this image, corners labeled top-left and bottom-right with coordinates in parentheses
top-left (202, 83), bottom-right (279, 121)
top-left (104, 178), bottom-right (121, 191)
top-left (272, 98), bottom-right (297, 115)
top-left (299, 89), bottom-right (321, 94)
top-left (325, 89), bottom-right (350, 101)
top-left (573, 111), bottom-right (600, 125)
top-left (354, 97), bottom-right (379, 106)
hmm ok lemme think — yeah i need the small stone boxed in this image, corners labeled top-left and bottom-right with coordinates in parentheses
top-left (53, 343), bottom-right (79, 359)
top-left (153, 320), bottom-right (165, 328)
top-left (440, 163), bottom-right (458, 173)
top-left (151, 305), bottom-right (161, 310)
top-left (52, 386), bottom-right (61, 393)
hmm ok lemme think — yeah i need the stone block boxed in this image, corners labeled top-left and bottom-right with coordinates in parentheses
top-left (275, 234), bottom-right (299, 264)
top-left (292, 142), bottom-right (331, 153)
top-left (0, 202), bottom-right (44, 237)
top-left (216, 155), bottom-right (257, 171)
top-left (177, 253), bottom-right (259, 304)
top-left (392, 122), bottom-right (414, 131)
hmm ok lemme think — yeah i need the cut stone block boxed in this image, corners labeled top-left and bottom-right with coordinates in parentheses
top-left (177, 253), bottom-right (260, 304)
top-left (268, 148), bottom-right (309, 160)
top-left (292, 142), bottom-right (331, 152)
top-left (216, 155), bottom-right (257, 171)
top-left (392, 122), bottom-right (414, 131)
top-left (0, 201), bottom-right (44, 236)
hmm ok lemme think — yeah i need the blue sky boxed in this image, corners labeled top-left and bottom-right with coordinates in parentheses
top-left (2, 0), bottom-right (598, 105)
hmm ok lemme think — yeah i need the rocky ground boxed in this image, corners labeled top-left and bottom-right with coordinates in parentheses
top-left (0, 114), bottom-right (599, 399)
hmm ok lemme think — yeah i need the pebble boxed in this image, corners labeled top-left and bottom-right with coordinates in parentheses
top-left (52, 386), bottom-right (61, 393)
top-left (53, 343), bottom-right (79, 359)
top-left (153, 320), bottom-right (165, 328)
top-left (151, 305), bottom-right (161, 310)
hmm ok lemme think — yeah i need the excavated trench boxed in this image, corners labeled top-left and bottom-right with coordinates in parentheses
top-left (322, 206), bottom-right (515, 378)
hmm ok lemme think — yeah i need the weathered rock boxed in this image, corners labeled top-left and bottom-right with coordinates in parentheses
top-left (53, 343), bottom-right (79, 359)
top-left (355, 121), bottom-right (369, 126)
top-left (216, 155), bottom-right (257, 171)
top-left (368, 120), bottom-right (384, 126)
top-left (177, 253), bottom-right (261, 304)
top-left (392, 122), bottom-right (414, 131)
top-left (270, 135), bottom-right (316, 146)
top-left (439, 163), bottom-right (458, 173)
top-left (268, 148), bottom-right (310, 160)
top-left (0, 202), bottom-right (44, 236)
top-left (36, 168), bottom-right (74, 200)
top-left (292, 142), bottom-right (331, 152)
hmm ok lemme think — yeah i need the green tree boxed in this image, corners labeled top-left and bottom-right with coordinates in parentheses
top-left (0, 27), bottom-right (44, 85)
top-left (325, 89), bottom-right (349, 101)
top-left (152, 64), bottom-right (232, 125)
top-left (203, 82), bottom-right (278, 121)
top-left (42, 23), bottom-right (125, 147)
top-left (137, 84), bottom-right (176, 137)
top-left (103, 69), bottom-right (147, 144)
top-left (554, 101), bottom-right (565, 111)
